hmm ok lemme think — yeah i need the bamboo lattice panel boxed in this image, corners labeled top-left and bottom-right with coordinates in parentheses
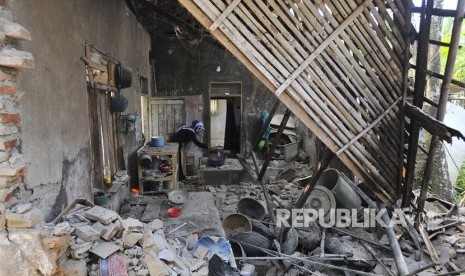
top-left (180, 0), bottom-right (408, 203)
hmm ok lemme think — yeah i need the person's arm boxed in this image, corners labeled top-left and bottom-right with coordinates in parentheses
top-left (189, 132), bottom-right (208, 149)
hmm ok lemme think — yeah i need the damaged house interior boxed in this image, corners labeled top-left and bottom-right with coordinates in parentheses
top-left (2, 0), bottom-right (465, 275)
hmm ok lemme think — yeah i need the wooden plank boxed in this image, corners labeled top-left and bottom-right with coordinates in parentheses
top-left (209, 0), bottom-right (242, 31)
top-left (274, 0), bottom-right (373, 96)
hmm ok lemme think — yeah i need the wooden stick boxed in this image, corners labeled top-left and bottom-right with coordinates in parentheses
top-left (336, 97), bottom-right (401, 156)
top-left (209, 0), bottom-right (241, 31)
top-left (418, 224), bottom-right (442, 271)
top-left (251, 151), bottom-right (276, 223)
top-left (294, 146), bottom-right (335, 208)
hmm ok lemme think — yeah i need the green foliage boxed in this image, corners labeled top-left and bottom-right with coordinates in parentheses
top-left (456, 161), bottom-right (465, 206)
top-left (440, 18), bottom-right (465, 82)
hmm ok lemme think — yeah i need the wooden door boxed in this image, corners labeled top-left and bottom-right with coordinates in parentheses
top-left (150, 98), bottom-right (185, 139)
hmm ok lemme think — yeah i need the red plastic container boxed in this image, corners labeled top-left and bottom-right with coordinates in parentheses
top-left (167, 207), bottom-right (182, 218)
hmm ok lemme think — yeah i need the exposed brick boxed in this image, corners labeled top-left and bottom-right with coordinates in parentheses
top-left (0, 69), bottom-right (17, 81)
top-left (0, 125), bottom-right (18, 135)
top-left (0, 165), bottom-right (27, 177)
top-left (0, 175), bottom-right (21, 189)
top-left (0, 85), bottom-right (16, 95)
top-left (0, 18), bottom-right (32, 41)
top-left (0, 113), bottom-right (20, 123)
top-left (0, 49), bottom-right (34, 69)
top-left (0, 139), bottom-right (17, 151)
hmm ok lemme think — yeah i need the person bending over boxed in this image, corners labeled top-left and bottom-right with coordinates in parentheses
top-left (168, 120), bottom-right (211, 180)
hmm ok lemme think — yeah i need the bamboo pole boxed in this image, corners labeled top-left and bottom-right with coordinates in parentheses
top-left (416, 0), bottom-right (465, 227)
top-left (379, 204), bottom-right (409, 275)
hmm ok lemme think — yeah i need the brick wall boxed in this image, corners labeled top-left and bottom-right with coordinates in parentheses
top-left (0, 6), bottom-right (34, 227)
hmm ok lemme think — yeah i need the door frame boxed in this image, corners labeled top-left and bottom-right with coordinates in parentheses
top-left (208, 81), bottom-right (242, 154)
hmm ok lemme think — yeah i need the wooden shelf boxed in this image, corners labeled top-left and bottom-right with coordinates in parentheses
top-left (137, 143), bottom-right (178, 195)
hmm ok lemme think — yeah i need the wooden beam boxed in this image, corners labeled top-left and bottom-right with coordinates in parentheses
top-left (403, 0), bottom-right (434, 207)
top-left (412, 7), bottom-right (456, 17)
top-left (416, 0), bottom-right (465, 227)
top-left (410, 64), bottom-right (465, 89)
top-left (252, 100), bottom-right (280, 152)
top-left (258, 109), bottom-right (291, 181)
top-left (274, 0), bottom-right (373, 96)
top-left (404, 102), bottom-right (465, 143)
top-left (209, 0), bottom-right (242, 31)
top-left (294, 147), bottom-right (334, 209)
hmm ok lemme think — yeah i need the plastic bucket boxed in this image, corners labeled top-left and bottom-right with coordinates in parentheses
top-left (151, 136), bottom-right (164, 147)
top-left (316, 168), bottom-right (362, 211)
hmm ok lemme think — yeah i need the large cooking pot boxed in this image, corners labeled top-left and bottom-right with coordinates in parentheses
top-left (111, 93), bottom-right (128, 113)
top-left (115, 64), bottom-right (132, 89)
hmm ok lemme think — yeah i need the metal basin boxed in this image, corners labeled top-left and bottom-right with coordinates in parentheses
top-left (237, 198), bottom-right (266, 221)
top-left (222, 213), bottom-right (252, 238)
top-left (230, 232), bottom-right (271, 257)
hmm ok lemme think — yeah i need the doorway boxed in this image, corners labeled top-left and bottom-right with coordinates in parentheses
top-left (209, 82), bottom-right (241, 155)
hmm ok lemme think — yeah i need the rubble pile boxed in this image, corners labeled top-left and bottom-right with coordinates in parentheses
top-left (46, 203), bottom-right (211, 275)
top-left (203, 160), bottom-right (465, 275)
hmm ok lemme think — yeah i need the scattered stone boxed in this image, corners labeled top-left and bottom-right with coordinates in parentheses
top-left (122, 231), bottom-right (143, 248)
top-left (14, 203), bottom-right (32, 214)
top-left (149, 218), bottom-right (163, 231)
top-left (84, 206), bottom-right (119, 225)
top-left (143, 251), bottom-right (172, 276)
top-left (158, 248), bottom-right (175, 262)
top-left (122, 217), bottom-right (144, 232)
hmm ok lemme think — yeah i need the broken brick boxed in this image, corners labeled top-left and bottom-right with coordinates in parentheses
top-left (0, 113), bottom-right (20, 123)
top-left (0, 85), bottom-right (16, 95)
top-left (74, 225), bottom-right (101, 242)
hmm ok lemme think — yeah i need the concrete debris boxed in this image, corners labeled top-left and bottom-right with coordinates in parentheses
top-left (84, 205), bottom-right (119, 225)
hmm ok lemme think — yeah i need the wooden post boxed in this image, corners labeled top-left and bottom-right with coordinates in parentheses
top-left (257, 109), bottom-right (291, 181)
top-left (252, 100), bottom-right (280, 152)
top-left (294, 147), bottom-right (334, 208)
top-left (251, 152), bottom-right (276, 223)
top-left (416, 0), bottom-right (465, 227)
top-left (402, 0), bottom-right (434, 207)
